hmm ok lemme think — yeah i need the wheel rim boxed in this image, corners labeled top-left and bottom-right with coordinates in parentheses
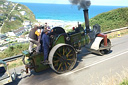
top-left (49, 44), bottom-right (77, 73)
top-left (99, 39), bottom-right (111, 55)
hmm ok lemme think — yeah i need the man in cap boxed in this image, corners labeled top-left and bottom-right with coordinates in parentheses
top-left (42, 29), bottom-right (50, 64)
top-left (28, 24), bottom-right (40, 53)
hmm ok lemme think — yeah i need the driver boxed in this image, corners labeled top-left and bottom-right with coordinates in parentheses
top-left (42, 29), bottom-right (50, 64)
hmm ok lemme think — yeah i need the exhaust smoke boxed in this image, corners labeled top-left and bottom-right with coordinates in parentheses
top-left (69, 0), bottom-right (91, 10)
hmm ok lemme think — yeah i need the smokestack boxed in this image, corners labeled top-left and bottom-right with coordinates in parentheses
top-left (83, 9), bottom-right (90, 33)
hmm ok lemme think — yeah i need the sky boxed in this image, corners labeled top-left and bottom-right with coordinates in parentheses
top-left (7, 0), bottom-right (128, 6)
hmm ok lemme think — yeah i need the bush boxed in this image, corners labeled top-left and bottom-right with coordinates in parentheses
top-left (86, 7), bottom-right (128, 32)
top-left (23, 31), bottom-right (29, 35)
top-left (120, 80), bottom-right (128, 85)
top-left (0, 43), bottom-right (29, 59)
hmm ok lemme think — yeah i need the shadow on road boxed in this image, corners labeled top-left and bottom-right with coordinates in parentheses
top-left (5, 74), bottom-right (22, 85)
top-left (74, 48), bottom-right (113, 69)
top-left (5, 68), bottom-right (54, 85)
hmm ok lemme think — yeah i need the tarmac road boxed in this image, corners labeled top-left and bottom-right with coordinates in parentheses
top-left (8, 34), bottom-right (128, 85)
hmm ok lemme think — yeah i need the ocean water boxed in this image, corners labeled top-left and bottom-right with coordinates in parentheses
top-left (20, 3), bottom-right (126, 22)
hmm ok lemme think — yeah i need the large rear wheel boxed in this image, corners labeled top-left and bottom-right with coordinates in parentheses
top-left (48, 44), bottom-right (77, 73)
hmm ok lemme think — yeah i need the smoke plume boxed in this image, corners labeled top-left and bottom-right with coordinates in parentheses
top-left (69, 0), bottom-right (91, 10)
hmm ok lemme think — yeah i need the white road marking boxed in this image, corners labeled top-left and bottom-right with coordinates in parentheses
top-left (63, 50), bottom-right (128, 76)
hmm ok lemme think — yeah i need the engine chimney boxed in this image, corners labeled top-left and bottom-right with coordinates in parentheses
top-left (83, 9), bottom-right (90, 33)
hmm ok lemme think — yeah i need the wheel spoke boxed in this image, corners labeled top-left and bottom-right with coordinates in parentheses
top-left (61, 66), bottom-right (63, 71)
top-left (56, 52), bottom-right (62, 57)
top-left (63, 47), bottom-right (68, 56)
top-left (66, 50), bottom-right (72, 58)
top-left (67, 59), bottom-right (74, 61)
top-left (57, 63), bottom-right (62, 71)
top-left (68, 54), bottom-right (73, 57)
top-left (54, 63), bottom-right (58, 67)
top-left (67, 62), bottom-right (71, 66)
top-left (63, 46), bottom-right (65, 55)
top-left (58, 48), bottom-right (61, 54)
top-left (65, 63), bottom-right (68, 70)
top-left (53, 60), bottom-right (60, 63)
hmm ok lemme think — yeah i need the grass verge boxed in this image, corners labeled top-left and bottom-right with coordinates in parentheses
top-left (7, 58), bottom-right (23, 69)
top-left (120, 80), bottom-right (128, 85)
top-left (95, 68), bottom-right (128, 85)
top-left (107, 28), bottom-right (128, 39)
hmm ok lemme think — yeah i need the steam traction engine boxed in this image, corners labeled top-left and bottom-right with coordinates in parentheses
top-left (22, 9), bottom-right (111, 74)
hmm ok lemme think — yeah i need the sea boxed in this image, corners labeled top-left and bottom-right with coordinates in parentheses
top-left (20, 3), bottom-right (127, 22)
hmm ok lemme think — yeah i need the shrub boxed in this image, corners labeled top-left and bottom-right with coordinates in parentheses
top-left (0, 43), bottom-right (29, 59)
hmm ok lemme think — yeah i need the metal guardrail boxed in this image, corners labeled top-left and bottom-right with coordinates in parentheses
top-left (1, 26), bottom-right (128, 62)
top-left (2, 54), bottom-right (23, 62)
top-left (103, 27), bottom-right (128, 34)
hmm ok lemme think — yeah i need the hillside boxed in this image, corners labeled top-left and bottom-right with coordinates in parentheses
top-left (89, 7), bottom-right (128, 32)
top-left (0, 0), bottom-right (37, 33)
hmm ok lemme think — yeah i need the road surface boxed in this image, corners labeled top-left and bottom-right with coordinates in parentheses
top-left (8, 34), bottom-right (128, 85)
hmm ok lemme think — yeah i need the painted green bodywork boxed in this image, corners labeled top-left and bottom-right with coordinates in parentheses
top-left (22, 51), bottom-right (49, 72)
top-left (53, 35), bottom-right (65, 47)
top-left (85, 34), bottom-right (90, 44)
top-left (30, 53), bottom-right (49, 72)
top-left (22, 26), bottom-right (90, 73)
top-left (70, 32), bottom-right (86, 49)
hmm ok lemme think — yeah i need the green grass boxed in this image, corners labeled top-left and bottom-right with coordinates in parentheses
top-left (0, 43), bottom-right (29, 59)
top-left (23, 31), bottom-right (29, 35)
top-left (15, 3), bottom-right (36, 22)
top-left (0, 1), bottom-right (37, 33)
top-left (2, 19), bottom-right (23, 33)
top-left (0, 0), bottom-right (6, 4)
top-left (108, 29), bottom-right (128, 39)
top-left (87, 7), bottom-right (128, 32)
top-left (8, 59), bottom-right (23, 69)
top-left (120, 80), bottom-right (128, 85)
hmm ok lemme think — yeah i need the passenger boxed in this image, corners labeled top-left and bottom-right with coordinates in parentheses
top-left (28, 24), bottom-right (40, 53)
top-left (38, 26), bottom-right (45, 52)
top-left (35, 26), bottom-right (44, 52)
top-left (35, 25), bottom-right (44, 42)
top-left (42, 29), bottom-right (50, 64)
top-left (44, 22), bottom-right (50, 30)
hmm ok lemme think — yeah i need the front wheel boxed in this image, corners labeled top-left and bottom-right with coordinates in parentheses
top-left (99, 39), bottom-right (111, 55)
